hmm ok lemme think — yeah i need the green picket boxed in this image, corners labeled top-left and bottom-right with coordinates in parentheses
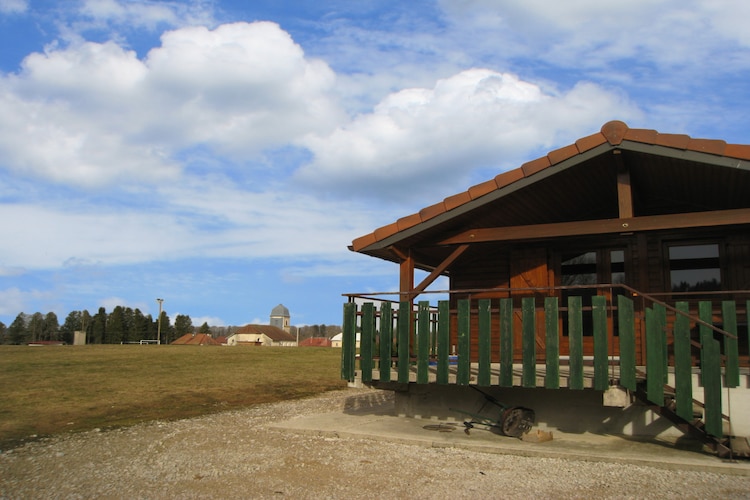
top-left (499, 298), bottom-right (514, 387)
top-left (397, 301), bottom-right (411, 384)
top-left (417, 301), bottom-right (430, 384)
top-left (379, 302), bottom-right (392, 382)
top-left (698, 301), bottom-right (712, 371)
top-left (478, 299), bottom-right (492, 386)
top-left (645, 307), bottom-right (664, 405)
top-left (617, 295), bottom-right (636, 391)
top-left (592, 295), bottom-right (608, 391)
top-left (703, 336), bottom-right (723, 438)
top-left (673, 302), bottom-right (694, 422)
top-left (360, 302), bottom-right (374, 383)
top-left (721, 301), bottom-right (739, 388)
top-left (544, 297), bottom-right (559, 389)
top-left (568, 296), bottom-right (583, 390)
top-left (341, 302), bottom-right (356, 381)
top-left (522, 297), bottom-right (536, 387)
top-left (436, 300), bottom-right (450, 385)
top-left (457, 299), bottom-right (471, 385)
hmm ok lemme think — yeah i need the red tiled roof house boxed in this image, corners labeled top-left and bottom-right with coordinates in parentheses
top-left (227, 324), bottom-right (297, 347)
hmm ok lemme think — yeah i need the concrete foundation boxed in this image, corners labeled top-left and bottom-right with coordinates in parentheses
top-left (363, 370), bottom-right (750, 439)
top-left (387, 384), bottom-right (687, 438)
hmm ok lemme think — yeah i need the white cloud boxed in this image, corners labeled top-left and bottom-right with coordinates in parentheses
top-left (0, 287), bottom-right (50, 316)
top-left (191, 315), bottom-right (225, 327)
top-left (0, 0), bottom-right (26, 15)
top-left (0, 176), bottom-right (379, 271)
top-left (438, 0), bottom-right (750, 70)
top-left (0, 203), bottom-right (193, 269)
top-left (297, 69), bottom-right (640, 201)
top-left (76, 0), bottom-right (215, 32)
top-left (0, 21), bottom-right (342, 187)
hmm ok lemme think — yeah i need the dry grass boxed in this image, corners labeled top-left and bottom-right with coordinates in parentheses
top-left (0, 345), bottom-right (346, 446)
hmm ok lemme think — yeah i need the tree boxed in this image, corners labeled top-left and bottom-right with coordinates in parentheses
top-left (42, 312), bottom-right (59, 341)
top-left (174, 314), bottom-right (193, 338)
top-left (157, 311), bottom-right (173, 344)
top-left (122, 307), bottom-right (135, 343)
top-left (90, 307), bottom-right (107, 344)
top-left (131, 308), bottom-right (150, 341)
top-left (8, 313), bottom-right (28, 345)
top-left (0, 320), bottom-right (6, 344)
top-left (199, 322), bottom-right (211, 334)
top-left (107, 306), bottom-right (126, 344)
top-left (27, 312), bottom-right (44, 343)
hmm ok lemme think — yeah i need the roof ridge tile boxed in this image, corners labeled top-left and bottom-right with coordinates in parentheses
top-left (547, 143), bottom-right (579, 165)
top-left (653, 132), bottom-right (691, 149)
top-left (601, 120), bottom-right (629, 145)
top-left (575, 132), bottom-right (607, 153)
top-left (687, 138), bottom-right (726, 156)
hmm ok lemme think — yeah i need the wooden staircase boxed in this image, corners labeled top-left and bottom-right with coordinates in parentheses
top-left (631, 380), bottom-right (734, 458)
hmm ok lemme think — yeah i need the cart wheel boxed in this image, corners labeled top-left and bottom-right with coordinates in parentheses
top-left (500, 407), bottom-right (535, 437)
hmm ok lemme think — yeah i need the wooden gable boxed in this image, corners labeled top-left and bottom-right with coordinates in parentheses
top-left (350, 121), bottom-right (750, 276)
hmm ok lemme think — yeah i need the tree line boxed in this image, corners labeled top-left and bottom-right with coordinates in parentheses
top-left (0, 308), bottom-right (341, 345)
top-left (0, 307), bottom-right (203, 345)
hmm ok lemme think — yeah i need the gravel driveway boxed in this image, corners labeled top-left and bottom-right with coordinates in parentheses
top-left (2, 388), bottom-right (750, 499)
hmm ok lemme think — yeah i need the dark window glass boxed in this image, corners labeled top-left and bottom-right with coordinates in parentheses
top-left (669, 244), bottom-right (721, 292)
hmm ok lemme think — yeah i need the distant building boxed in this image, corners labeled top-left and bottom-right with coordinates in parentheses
top-left (299, 337), bottom-right (332, 347)
top-left (269, 304), bottom-right (290, 333)
top-left (330, 332), bottom-right (359, 349)
top-left (73, 331), bottom-right (86, 345)
top-left (226, 324), bottom-right (296, 347)
top-left (171, 333), bottom-right (220, 345)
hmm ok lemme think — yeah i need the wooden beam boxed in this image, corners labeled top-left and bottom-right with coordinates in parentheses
top-left (413, 244), bottom-right (469, 296)
top-left (614, 150), bottom-right (633, 219)
top-left (389, 245), bottom-right (409, 261)
top-left (440, 208), bottom-right (750, 245)
top-left (399, 250), bottom-right (415, 302)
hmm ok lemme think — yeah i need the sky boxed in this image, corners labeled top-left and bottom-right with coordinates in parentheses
top-left (0, 0), bottom-right (749, 329)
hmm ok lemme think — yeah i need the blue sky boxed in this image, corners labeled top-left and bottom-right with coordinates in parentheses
top-left (0, 0), bottom-right (749, 328)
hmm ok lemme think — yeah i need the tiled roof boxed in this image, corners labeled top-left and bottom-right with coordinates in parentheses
top-left (299, 337), bottom-right (332, 347)
top-left (351, 120), bottom-right (750, 252)
top-left (171, 333), bottom-right (221, 345)
top-left (234, 324), bottom-right (296, 342)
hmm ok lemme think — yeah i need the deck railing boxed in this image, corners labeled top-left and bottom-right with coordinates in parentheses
top-left (341, 285), bottom-right (749, 438)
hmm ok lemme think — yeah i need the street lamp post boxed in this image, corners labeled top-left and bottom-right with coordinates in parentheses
top-left (156, 298), bottom-right (164, 345)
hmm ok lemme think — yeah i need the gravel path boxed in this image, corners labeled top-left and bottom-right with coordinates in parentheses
top-left (2, 388), bottom-right (750, 499)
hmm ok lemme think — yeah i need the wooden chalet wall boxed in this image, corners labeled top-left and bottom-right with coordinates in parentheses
top-left (442, 226), bottom-right (750, 364)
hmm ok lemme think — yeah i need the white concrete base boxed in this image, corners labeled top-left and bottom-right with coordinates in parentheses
top-left (386, 383), bottom-right (750, 440)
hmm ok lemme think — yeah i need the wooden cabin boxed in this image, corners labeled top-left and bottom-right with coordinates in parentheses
top-left (341, 121), bottom-right (750, 457)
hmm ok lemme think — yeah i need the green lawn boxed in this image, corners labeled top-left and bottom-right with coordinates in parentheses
top-left (0, 345), bottom-right (346, 446)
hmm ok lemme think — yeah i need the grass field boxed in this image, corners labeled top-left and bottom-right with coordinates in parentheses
top-left (0, 345), bottom-right (346, 447)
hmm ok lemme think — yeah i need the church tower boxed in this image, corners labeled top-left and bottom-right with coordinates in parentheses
top-left (270, 304), bottom-right (290, 333)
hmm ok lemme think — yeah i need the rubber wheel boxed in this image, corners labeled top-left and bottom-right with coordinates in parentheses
top-left (500, 407), bottom-right (535, 437)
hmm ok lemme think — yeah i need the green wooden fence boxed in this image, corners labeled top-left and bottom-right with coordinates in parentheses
top-left (342, 295), bottom-right (748, 438)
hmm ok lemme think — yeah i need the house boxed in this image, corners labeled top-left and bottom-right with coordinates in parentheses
top-left (331, 332), bottom-right (359, 348)
top-left (226, 324), bottom-right (297, 346)
top-left (341, 121), bottom-right (750, 457)
top-left (171, 333), bottom-right (221, 345)
top-left (226, 304), bottom-right (297, 346)
top-left (299, 337), bottom-right (333, 347)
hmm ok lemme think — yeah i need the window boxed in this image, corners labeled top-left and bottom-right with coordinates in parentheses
top-left (560, 248), bottom-right (627, 337)
top-left (561, 251), bottom-right (597, 337)
top-left (668, 243), bottom-right (721, 292)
